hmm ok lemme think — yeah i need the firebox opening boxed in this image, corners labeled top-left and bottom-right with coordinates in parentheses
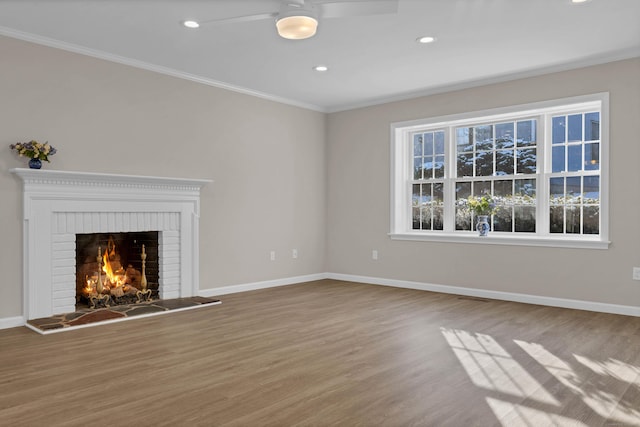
top-left (76, 232), bottom-right (159, 310)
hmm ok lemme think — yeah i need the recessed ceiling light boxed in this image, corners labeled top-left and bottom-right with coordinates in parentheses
top-left (313, 65), bottom-right (329, 72)
top-left (571, 0), bottom-right (590, 3)
top-left (182, 20), bottom-right (200, 29)
top-left (417, 36), bottom-right (436, 44)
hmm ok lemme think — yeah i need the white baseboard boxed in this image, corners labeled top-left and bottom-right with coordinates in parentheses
top-left (3, 272), bottom-right (636, 329)
top-left (0, 275), bottom-right (326, 331)
top-left (0, 316), bottom-right (25, 330)
top-left (199, 273), bottom-right (328, 297)
top-left (326, 273), bottom-right (640, 317)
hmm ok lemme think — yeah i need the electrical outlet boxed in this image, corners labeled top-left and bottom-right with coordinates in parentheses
top-left (270, 251), bottom-right (276, 261)
top-left (372, 250), bottom-right (378, 260)
top-left (292, 249), bottom-right (298, 259)
top-left (633, 267), bottom-right (640, 281)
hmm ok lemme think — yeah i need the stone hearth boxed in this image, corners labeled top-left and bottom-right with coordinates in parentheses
top-left (26, 296), bottom-right (221, 334)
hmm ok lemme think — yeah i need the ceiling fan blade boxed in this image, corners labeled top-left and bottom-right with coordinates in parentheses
top-left (316, 0), bottom-right (398, 19)
top-left (201, 12), bottom-right (279, 26)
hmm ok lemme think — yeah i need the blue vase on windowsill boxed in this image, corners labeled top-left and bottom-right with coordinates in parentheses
top-left (28, 158), bottom-right (42, 169)
top-left (476, 215), bottom-right (490, 237)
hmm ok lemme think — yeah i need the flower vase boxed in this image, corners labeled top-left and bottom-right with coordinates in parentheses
top-left (28, 158), bottom-right (42, 169)
top-left (476, 215), bottom-right (490, 237)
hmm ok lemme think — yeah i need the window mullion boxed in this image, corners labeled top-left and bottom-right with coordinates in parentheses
top-left (537, 114), bottom-right (550, 236)
top-left (442, 126), bottom-right (454, 232)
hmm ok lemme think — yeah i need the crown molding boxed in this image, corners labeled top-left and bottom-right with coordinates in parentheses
top-left (2, 25), bottom-right (637, 115)
top-left (327, 48), bottom-right (640, 113)
top-left (0, 26), bottom-right (327, 113)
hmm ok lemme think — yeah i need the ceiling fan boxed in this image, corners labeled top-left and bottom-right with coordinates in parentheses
top-left (183, 0), bottom-right (399, 40)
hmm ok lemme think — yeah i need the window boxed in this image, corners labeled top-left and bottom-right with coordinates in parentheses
top-left (391, 94), bottom-right (608, 248)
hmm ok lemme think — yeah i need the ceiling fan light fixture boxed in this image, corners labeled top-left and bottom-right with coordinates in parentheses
top-left (417, 36), bottom-right (436, 44)
top-left (276, 14), bottom-right (318, 40)
top-left (182, 20), bottom-right (200, 29)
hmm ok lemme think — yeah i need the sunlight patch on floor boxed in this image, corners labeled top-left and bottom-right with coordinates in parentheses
top-left (515, 340), bottom-right (640, 425)
top-left (573, 354), bottom-right (640, 386)
top-left (486, 397), bottom-right (588, 427)
top-left (440, 328), bottom-right (558, 405)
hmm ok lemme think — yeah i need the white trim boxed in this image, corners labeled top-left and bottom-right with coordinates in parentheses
top-left (2, 25), bottom-right (637, 115)
top-left (204, 272), bottom-right (638, 317)
top-left (10, 168), bottom-right (211, 320)
top-left (3, 270), bottom-right (637, 330)
top-left (327, 49), bottom-right (640, 113)
top-left (0, 26), bottom-right (326, 113)
top-left (389, 233), bottom-right (610, 249)
top-left (0, 316), bottom-right (26, 330)
top-left (9, 168), bottom-right (212, 190)
top-left (392, 95), bottom-right (605, 129)
top-left (199, 274), bottom-right (327, 297)
top-left (391, 93), bottom-right (609, 247)
top-left (326, 273), bottom-right (640, 317)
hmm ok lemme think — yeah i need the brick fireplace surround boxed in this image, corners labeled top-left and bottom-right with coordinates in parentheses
top-left (11, 168), bottom-right (211, 321)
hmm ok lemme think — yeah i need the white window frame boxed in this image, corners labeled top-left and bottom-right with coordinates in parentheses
top-left (390, 93), bottom-right (609, 249)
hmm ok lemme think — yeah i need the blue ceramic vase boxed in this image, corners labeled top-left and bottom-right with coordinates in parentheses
top-left (28, 158), bottom-right (42, 169)
top-left (476, 215), bottom-right (490, 236)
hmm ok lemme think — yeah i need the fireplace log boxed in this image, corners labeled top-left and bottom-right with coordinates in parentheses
top-left (125, 266), bottom-right (142, 286)
top-left (110, 286), bottom-right (124, 297)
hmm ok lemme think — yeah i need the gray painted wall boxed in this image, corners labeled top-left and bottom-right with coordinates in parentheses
top-left (327, 57), bottom-right (640, 307)
top-left (0, 36), bottom-right (326, 319)
top-left (2, 34), bottom-right (639, 321)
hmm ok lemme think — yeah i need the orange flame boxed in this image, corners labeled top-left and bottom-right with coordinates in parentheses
top-left (102, 237), bottom-right (126, 288)
top-left (102, 237), bottom-right (116, 281)
top-left (84, 276), bottom-right (95, 295)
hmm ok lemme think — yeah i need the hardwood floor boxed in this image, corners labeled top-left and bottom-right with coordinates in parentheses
top-left (1, 279), bottom-right (639, 426)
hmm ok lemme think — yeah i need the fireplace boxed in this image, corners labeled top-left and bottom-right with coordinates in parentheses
top-left (11, 168), bottom-right (211, 320)
top-left (76, 232), bottom-right (160, 308)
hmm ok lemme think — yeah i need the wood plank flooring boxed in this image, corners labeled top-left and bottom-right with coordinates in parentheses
top-left (1, 279), bottom-right (639, 426)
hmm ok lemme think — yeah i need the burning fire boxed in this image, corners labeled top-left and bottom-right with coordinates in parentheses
top-left (102, 236), bottom-right (127, 289)
top-left (82, 236), bottom-right (143, 298)
top-left (84, 277), bottom-right (95, 296)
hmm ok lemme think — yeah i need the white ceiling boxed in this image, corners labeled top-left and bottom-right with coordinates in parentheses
top-left (0, 0), bottom-right (638, 112)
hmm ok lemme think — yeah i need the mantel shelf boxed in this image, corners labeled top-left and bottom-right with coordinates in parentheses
top-left (10, 168), bottom-right (212, 191)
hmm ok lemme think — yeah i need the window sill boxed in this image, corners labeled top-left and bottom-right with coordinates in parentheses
top-left (389, 232), bottom-right (610, 249)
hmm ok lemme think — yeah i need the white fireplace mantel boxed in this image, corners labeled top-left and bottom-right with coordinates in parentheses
top-left (11, 168), bottom-right (212, 320)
